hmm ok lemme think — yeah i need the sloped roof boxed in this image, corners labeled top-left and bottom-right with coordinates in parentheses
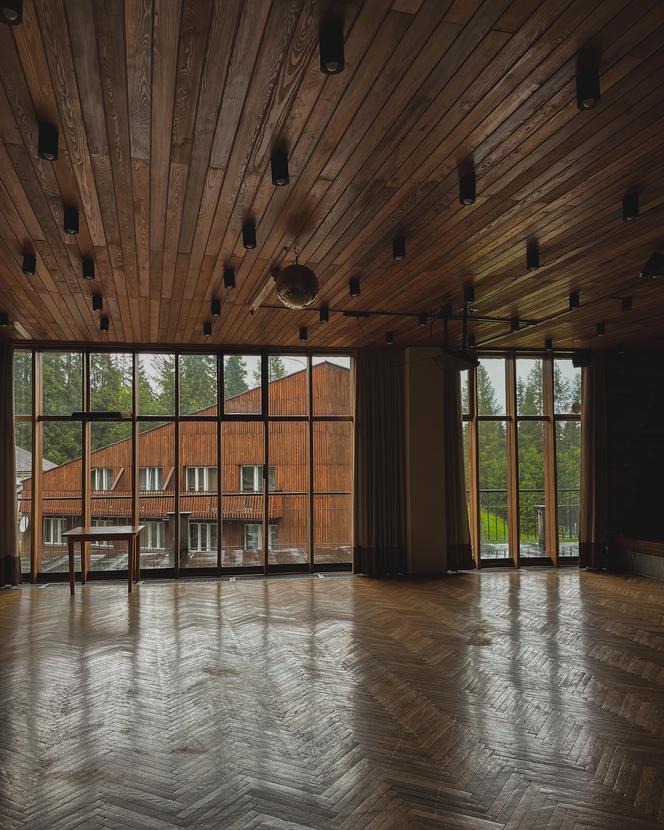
top-left (16, 446), bottom-right (57, 474)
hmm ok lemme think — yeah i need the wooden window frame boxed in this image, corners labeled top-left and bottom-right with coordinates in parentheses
top-left (14, 347), bottom-right (354, 581)
top-left (464, 354), bottom-right (581, 569)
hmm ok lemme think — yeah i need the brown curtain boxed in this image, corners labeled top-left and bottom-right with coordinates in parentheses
top-left (353, 349), bottom-right (407, 576)
top-left (1, 341), bottom-right (20, 586)
top-left (442, 364), bottom-right (474, 570)
top-left (579, 352), bottom-right (608, 569)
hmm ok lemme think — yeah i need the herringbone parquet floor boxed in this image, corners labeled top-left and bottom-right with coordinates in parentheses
top-left (1, 570), bottom-right (664, 829)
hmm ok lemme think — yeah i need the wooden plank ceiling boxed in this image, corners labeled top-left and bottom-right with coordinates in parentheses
top-left (1, 0), bottom-right (664, 351)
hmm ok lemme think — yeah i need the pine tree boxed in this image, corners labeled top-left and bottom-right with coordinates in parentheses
top-left (224, 355), bottom-right (249, 399)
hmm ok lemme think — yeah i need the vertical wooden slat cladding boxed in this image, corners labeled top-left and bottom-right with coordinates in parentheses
top-left (1, 2), bottom-right (663, 349)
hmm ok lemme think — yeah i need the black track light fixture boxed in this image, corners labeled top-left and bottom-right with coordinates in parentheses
top-left (467, 333), bottom-right (476, 349)
top-left (271, 148), bottom-right (289, 186)
top-left (38, 123), bottom-right (58, 160)
top-left (21, 252), bottom-right (36, 275)
top-left (621, 296), bottom-right (632, 312)
top-left (417, 312), bottom-right (427, 327)
top-left (545, 337), bottom-right (553, 352)
top-left (526, 241), bottom-right (540, 271)
top-left (319, 304), bottom-right (329, 323)
top-left (223, 266), bottom-right (236, 289)
top-left (299, 326), bottom-right (308, 342)
top-left (203, 320), bottom-right (212, 337)
top-left (510, 316), bottom-right (520, 332)
top-left (386, 331), bottom-right (395, 345)
top-left (0, 311), bottom-right (9, 326)
top-left (100, 315), bottom-right (109, 332)
top-left (319, 16), bottom-right (344, 74)
top-left (63, 205), bottom-right (79, 235)
top-left (92, 293), bottom-right (103, 311)
top-left (82, 258), bottom-right (95, 280)
top-left (211, 299), bottom-right (222, 317)
top-left (242, 220), bottom-right (256, 249)
top-left (463, 285), bottom-right (475, 305)
top-left (393, 236), bottom-right (406, 261)
top-left (349, 276), bottom-right (360, 297)
top-left (569, 290), bottom-right (580, 309)
top-left (596, 321), bottom-right (606, 337)
top-left (622, 192), bottom-right (639, 221)
top-left (576, 65), bottom-right (600, 110)
top-left (1, 1), bottom-right (22, 25)
top-left (459, 172), bottom-right (476, 205)
top-left (617, 343), bottom-right (626, 355)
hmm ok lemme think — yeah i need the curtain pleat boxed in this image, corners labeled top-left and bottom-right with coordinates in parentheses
top-left (1, 342), bottom-right (20, 586)
top-left (353, 350), bottom-right (407, 576)
top-left (579, 353), bottom-right (608, 569)
top-left (442, 365), bottom-right (474, 570)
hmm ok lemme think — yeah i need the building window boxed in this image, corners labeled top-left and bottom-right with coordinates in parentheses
top-left (241, 465), bottom-right (276, 492)
top-left (185, 466), bottom-right (218, 492)
top-left (91, 467), bottom-right (113, 491)
top-left (144, 521), bottom-right (165, 550)
top-left (43, 517), bottom-right (65, 545)
top-left (91, 518), bottom-right (114, 547)
top-left (189, 521), bottom-right (217, 552)
top-left (244, 523), bottom-right (278, 551)
top-left (139, 467), bottom-right (163, 491)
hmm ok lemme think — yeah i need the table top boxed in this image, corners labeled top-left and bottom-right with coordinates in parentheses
top-left (63, 526), bottom-right (144, 538)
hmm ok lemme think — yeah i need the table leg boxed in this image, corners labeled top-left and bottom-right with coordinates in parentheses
top-left (128, 537), bottom-right (133, 593)
top-left (135, 535), bottom-right (141, 582)
top-left (68, 539), bottom-right (75, 596)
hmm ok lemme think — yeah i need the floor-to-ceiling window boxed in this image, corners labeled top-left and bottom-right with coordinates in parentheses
top-left (463, 354), bottom-right (581, 567)
top-left (13, 349), bottom-right (353, 579)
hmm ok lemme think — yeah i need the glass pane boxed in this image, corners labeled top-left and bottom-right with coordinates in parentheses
top-left (139, 421), bottom-right (175, 569)
top-left (16, 423), bottom-right (32, 574)
top-left (138, 353), bottom-right (175, 416)
top-left (556, 420), bottom-right (580, 557)
top-left (268, 421), bottom-right (307, 565)
top-left (180, 354), bottom-right (217, 415)
top-left (312, 355), bottom-right (351, 415)
top-left (516, 358), bottom-right (543, 415)
top-left (518, 420), bottom-right (546, 558)
top-left (314, 494), bottom-right (351, 564)
top-left (477, 358), bottom-right (506, 416)
top-left (268, 355), bottom-right (307, 416)
top-left (313, 422), bottom-right (352, 493)
top-left (40, 422), bottom-right (82, 573)
top-left (462, 421), bottom-right (471, 525)
top-left (554, 359), bottom-right (582, 415)
top-left (181, 422), bottom-right (218, 568)
top-left (222, 421), bottom-right (264, 567)
top-left (90, 352), bottom-right (133, 414)
top-left (43, 352), bottom-right (82, 415)
top-left (478, 420), bottom-right (509, 559)
top-left (14, 350), bottom-right (32, 416)
top-left (89, 422), bottom-right (132, 571)
top-left (460, 369), bottom-right (470, 416)
top-left (224, 354), bottom-right (260, 414)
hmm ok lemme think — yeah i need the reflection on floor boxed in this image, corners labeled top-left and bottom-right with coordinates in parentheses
top-left (2, 570), bottom-right (664, 827)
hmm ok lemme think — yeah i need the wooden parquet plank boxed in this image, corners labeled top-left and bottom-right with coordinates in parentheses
top-left (1, 571), bottom-right (664, 828)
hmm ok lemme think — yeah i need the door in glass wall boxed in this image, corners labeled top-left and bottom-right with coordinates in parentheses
top-left (477, 420), bottom-right (510, 559)
top-left (556, 420), bottom-right (581, 557)
top-left (518, 421), bottom-right (546, 558)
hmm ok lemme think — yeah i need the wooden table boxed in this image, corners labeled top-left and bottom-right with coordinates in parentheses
top-left (63, 526), bottom-right (144, 595)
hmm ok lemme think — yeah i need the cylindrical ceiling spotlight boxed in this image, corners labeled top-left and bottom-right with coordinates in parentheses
top-left (242, 221), bottom-right (256, 249)
top-left (545, 337), bottom-right (553, 352)
top-left (386, 331), bottom-right (395, 345)
top-left (417, 312), bottom-right (427, 327)
top-left (576, 66), bottom-right (600, 110)
top-left (459, 172), bottom-right (476, 205)
top-left (1, 1), bottom-right (22, 25)
top-left (271, 149), bottom-right (289, 186)
top-left (82, 258), bottom-right (95, 280)
top-left (299, 326), bottom-right (308, 342)
top-left (21, 252), bottom-right (36, 275)
top-left (319, 17), bottom-right (344, 75)
top-left (621, 296), bottom-right (632, 312)
top-left (63, 205), bottom-right (79, 235)
top-left (38, 123), bottom-right (58, 160)
top-left (569, 290), bottom-right (580, 309)
top-left (393, 237), bottom-right (406, 261)
top-left (622, 192), bottom-right (639, 222)
top-left (92, 293), bottom-right (103, 311)
top-left (596, 321), bottom-right (606, 336)
top-left (463, 285), bottom-right (475, 305)
top-left (0, 311), bottom-right (10, 326)
top-left (203, 320), bottom-right (212, 337)
top-left (349, 276), bottom-right (360, 297)
top-left (510, 316), bottom-right (520, 332)
top-left (100, 315), bottom-right (109, 332)
top-left (526, 241), bottom-right (540, 271)
top-left (211, 299), bottom-right (221, 317)
top-left (319, 304), bottom-right (329, 323)
top-left (223, 267), bottom-right (236, 289)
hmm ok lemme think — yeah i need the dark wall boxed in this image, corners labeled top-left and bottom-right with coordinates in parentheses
top-left (606, 352), bottom-right (664, 541)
